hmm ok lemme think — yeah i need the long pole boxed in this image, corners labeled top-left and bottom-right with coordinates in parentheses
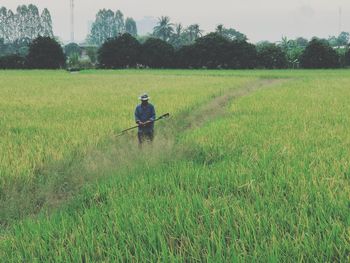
top-left (115, 113), bottom-right (170, 137)
top-left (70, 0), bottom-right (75, 43)
top-left (339, 7), bottom-right (342, 36)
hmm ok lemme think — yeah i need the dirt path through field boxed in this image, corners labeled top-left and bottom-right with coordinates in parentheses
top-left (183, 78), bottom-right (286, 130)
top-left (0, 77), bottom-right (287, 227)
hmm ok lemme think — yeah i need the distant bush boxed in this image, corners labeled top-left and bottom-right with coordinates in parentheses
top-left (78, 59), bottom-right (95, 69)
top-left (175, 45), bottom-right (197, 68)
top-left (300, 38), bottom-right (340, 68)
top-left (85, 46), bottom-right (98, 64)
top-left (191, 33), bottom-right (232, 69)
top-left (26, 36), bottom-right (65, 69)
top-left (89, 32), bottom-right (348, 70)
top-left (174, 34), bottom-right (257, 69)
top-left (64, 43), bottom-right (82, 57)
top-left (256, 42), bottom-right (288, 69)
top-left (141, 38), bottom-right (174, 68)
top-left (343, 47), bottom-right (350, 67)
top-left (0, 54), bottom-right (26, 69)
top-left (66, 52), bottom-right (80, 70)
top-left (98, 33), bottom-right (141, 69)
top-left (228, 40), bottom-right (257, 69)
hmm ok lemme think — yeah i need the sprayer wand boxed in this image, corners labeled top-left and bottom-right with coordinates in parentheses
top-left (115, 113), bottom-right (170, 137)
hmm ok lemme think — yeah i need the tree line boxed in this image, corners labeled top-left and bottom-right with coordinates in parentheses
top-left (0, 5), bottom-right (53, 57)
top-left (97, 33), bottom-right (350, 69)
top-left (0, 5), bottom-right (53, 43)
top-left (87, 9), bottom-right (137, 46)
top-left (2, 32), bottom-right (349, 70)
top-left (1, 6), bottom-right (350, 70)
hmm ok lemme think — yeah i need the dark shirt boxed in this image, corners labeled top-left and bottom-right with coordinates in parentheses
top-left (134, 103), bottom-right (156, 132)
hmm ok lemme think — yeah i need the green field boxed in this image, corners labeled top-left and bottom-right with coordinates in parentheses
top-left (0, 70), bottom-right (349, 261)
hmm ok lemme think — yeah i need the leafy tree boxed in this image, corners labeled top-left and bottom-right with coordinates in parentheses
top-left (0, 7), bottom-right (7, 41)
top-left (15, 5), bottom-right (29, 40)
top-left (300, 38), bottom-right (339, 68)
top-left (27, 4), bottom-right (42, 39)
top-left (169, 23), bottom-right (186, 49)
top-left (185, 24), bottom-right (203, 43)
top-left (216, 24), bottom-right (224, 35)
top-left (0, 5), bottom-right (53, 43)
top-left (88, 9), bottom-right (137, 46)
top-left (278, 36), bottom-right (303, 67)
top-left (176, 33), bottom-right (257, 69)
top-left (89, 9), bottom-right (117, 46)
top-left (336, 46), bottom-right (348, 67)
top-left (345, 47), bottom-right (350, 67)
top-left (337, 32), bottom-right (350, 46)
top-left (125, 17), bottom-right (137, 37)
top-left (228, 40), bottom-right (257, 69)
top-left (26, 36), bottom-right (65, 69)
top-left (295, 37), bottom-right (308, 48)
top-left (141, 38), bottom-right (174, 68)
top-left (191, 33), bottom-right (232, 69)
top-left (328, 36), bottom-right (338, 47)
top-left (326, 32), bottom-right (349, 48)
top-left (66, 52), bottom-right (80, 69)
top-left (175, 44), bottom-right (197, 68)
top-left (215, 24), bottom-right (247, 41)
top-left (0, 37), bottom-right (31, 56)
top-left (98, 33), bottom-right (141, 69)
top-left (12, 37), bottom-right (31, 56)
top-left (15, 5), bottom-right (42, 40)
top-left (5, 9), bottom-right (16, 42)
top-left (256, 42), bottom-right (287, 69)
top-left (64, 43), bottom-right (82, 57)
top-left (0, 54), bottom-right (25, 69)
top-left (85, 46), bottom-right (98, 64)
top-left (153, 16), bottom-right (174, 42)
top-left (40, 8), bottom-right (53, 37)
top-left (0, 38), bottom-right (5, 54)
top-left (115, 10), bottom-right (125, 35)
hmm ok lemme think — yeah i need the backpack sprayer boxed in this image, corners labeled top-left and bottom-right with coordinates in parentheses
top-left (115, 113), bottom-right (170, 137)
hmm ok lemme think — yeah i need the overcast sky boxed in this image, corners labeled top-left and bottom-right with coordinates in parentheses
top-left (1, 0), bottom-right (349, 43)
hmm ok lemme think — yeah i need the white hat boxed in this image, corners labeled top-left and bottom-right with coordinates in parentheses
top-left (139, 93), bottom-right (150, 101)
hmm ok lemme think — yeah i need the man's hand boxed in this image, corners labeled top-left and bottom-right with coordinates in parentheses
top-left (137, 120), bottom-right (153, 127)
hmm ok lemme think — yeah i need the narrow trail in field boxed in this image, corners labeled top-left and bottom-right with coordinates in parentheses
top-left (0, 78), bottom-right (287, 227)
top-left (184, 78), bottom-right (285, 130)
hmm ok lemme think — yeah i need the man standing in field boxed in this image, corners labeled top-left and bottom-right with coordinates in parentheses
top-left (135, 93), bottom-right (156, 145)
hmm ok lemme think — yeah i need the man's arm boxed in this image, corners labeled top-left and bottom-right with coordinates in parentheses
top-left (143, 105), bottom-right (155, 125)
top-left (135, 107), bottom-right (142, 125)
top-left (150, 105), bottom-right (156, 122)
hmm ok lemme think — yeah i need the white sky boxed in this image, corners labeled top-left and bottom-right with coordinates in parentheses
top-left (0, 0), bottom-right (349, 43)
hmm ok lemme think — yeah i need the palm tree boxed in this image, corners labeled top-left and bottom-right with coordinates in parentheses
top-left (279, 36), bottom-right (292, 50)
top-left (186, 24), bottom-right (203, 42)
top-left (216, 24), bottom-right (224, 35)
top-left (152, 16), bottom-right (174, 42)
top-left (278, 36), bottom-right (302, 66)
top-left (174, 23), bottom-right (183, 37)
top-left (170, 23), bottom-right (185, 48)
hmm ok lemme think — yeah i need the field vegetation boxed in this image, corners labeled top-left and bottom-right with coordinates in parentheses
top-left (0, 70), bottom-right (349, 261)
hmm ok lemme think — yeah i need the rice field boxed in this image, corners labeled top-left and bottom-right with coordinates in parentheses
top-left (0, 69), bottom-right (349, 261)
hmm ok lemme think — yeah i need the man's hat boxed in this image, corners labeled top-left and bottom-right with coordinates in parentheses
top-left (139, 93), bottom-right (150, 101)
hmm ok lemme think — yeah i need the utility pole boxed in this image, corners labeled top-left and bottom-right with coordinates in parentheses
top-left (70, 0), bottom-right (75, 43)
top-left (339, 6), bottom-right (342, 35)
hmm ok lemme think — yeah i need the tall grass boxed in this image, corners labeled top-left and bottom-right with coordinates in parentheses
top-left (0, 70), bottom-right (257, 223)
top-left (1, 70), bottom-right (349, 261)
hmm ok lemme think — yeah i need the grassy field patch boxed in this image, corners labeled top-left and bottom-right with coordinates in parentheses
top-left (0, 70), bottom-right (349, 261)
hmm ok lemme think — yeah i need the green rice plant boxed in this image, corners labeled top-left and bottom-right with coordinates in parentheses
top-left (1, 69), bottom-right (349, 261)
